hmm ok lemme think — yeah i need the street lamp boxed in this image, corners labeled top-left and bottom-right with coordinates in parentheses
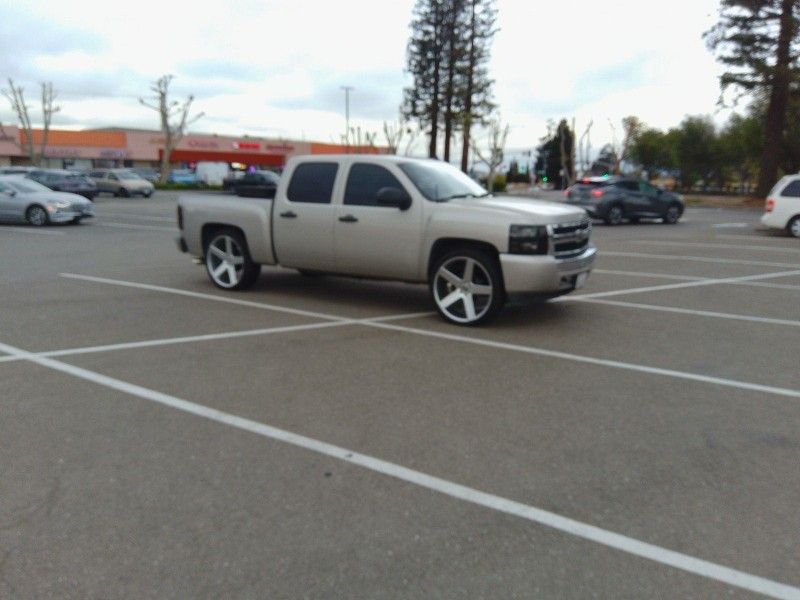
top-left (340, 86), bottom-right (354, 150)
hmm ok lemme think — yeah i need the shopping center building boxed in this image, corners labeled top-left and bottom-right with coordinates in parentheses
top-left (0, 126), bottom-right (382, 170)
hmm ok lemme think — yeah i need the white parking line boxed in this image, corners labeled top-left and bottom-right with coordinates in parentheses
top-left (593, 269), bottom-right (800, 291)
top-left (602, 251), bottom-right (800, 269)
top-left (559, 269), bottom-right (800, 301)
top-left (711, 222), bottom-right (749, 229)
top-left (0, 310), bottom-right (436, 366)
top-left (94, 213), bottom-right (175, 222)
top-left (61, 273), bottom-right (351, 321)
top-left (94, 222), bottom-right (176, 232)
top-left (630, 240), bottom-right (800, 254)
top-left (59, 274), bottom-right (800, 401)
top-left (1, 338), bottom-right (797, 600)
top-left (716, 234), bottom-right (790, 242)
top-left (570, 297), bottom-right (800, 328)
top-left (0, 226), bottom-right (65, 236)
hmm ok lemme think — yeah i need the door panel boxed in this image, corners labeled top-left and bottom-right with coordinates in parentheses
top-left (334, 162), bottom-right (423, 280)
top-left (272, 162), bottom-right (339, 270)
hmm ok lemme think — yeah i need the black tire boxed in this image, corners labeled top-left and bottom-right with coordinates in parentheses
top-left (116, 187), bottom-right (130, 198)
top-left (429, 248), bottom-right (505, 326)
top-left (204, 227), bottom-right (260, 291)
top-left (144, 191), bottom-right (153, 198)
top-left (663, 203), bottom-right (682, 224)
top-left (71, 217), bottom-right (82, 225)
top-left (787, 216), bottom-right (800, 239)
top-left (604, 204), bottom-right (624, 225)
top-left (26, 205), bottom-right (49, 226)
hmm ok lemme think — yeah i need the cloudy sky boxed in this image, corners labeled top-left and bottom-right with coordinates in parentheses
top-left (0, 0), bottom-right (733, 154)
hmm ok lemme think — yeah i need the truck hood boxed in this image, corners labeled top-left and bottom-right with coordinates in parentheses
top-left (449, 196), bottom-right (588, 224)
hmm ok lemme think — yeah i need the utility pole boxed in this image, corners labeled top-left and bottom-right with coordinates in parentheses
top-left (340, 86), bottom-right (354, 150)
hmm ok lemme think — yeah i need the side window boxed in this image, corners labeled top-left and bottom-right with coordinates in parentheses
top-left (780, 180), bottom-right (800, 197)
top-left (109, 174), bottom-right (118, 181)
top-left (344, 164), bottom-right (404, 207)
top-left (638, 181), bottom-right (658, 196)
top-left (618, 181), bottom-right (639, 192)
top-left (287, 163), bottom-right (338, 204)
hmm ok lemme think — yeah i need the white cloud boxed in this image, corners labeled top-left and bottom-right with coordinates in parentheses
top-left (1, 0), bottom-right (734, 151)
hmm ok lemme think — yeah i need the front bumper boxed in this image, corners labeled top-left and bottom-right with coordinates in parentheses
top-left (500, 246), bottom-right (597, 294)
top-left (49, 207), bottom-right (94, 222)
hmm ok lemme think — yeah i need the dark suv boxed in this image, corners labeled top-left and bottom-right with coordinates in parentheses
top-left (232, 170), bottom-right (280, 198)
top-left (27, 169), bottom-right (98, 200)
top-left (566, 177), bottom-right (684, 225)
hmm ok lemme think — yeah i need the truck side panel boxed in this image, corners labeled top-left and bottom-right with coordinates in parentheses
top-left (179, 193), bottom-right (277, 265)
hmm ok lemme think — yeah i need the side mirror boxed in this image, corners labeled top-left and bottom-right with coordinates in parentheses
top-left (2, 189), bottom-right (16, 197)
top-left (376, 186), bottom-right (412, 211)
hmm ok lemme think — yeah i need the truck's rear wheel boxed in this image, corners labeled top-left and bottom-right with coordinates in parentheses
top-left (204, 228), bottom-right (260, 290)
top-left (430, 249), bottom-right (504, 325)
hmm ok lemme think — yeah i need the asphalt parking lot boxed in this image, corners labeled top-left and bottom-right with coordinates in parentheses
top-left (1, 193), bottom-right (799, 599)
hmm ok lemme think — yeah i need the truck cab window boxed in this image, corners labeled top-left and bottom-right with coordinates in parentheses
top-left (287, 163), bottom-right (338, 204)
top-left (344, 164), bottom-right (405, 207)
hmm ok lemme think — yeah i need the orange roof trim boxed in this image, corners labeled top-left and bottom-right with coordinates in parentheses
top-left (21, 129), bottom-right (127, 148)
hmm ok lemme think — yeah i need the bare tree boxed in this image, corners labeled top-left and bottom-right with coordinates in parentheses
top-left (382, 119), bottom-right (406, 154)
top-left (139, 75), bottom-right (204, 183)
top-left (340, 126), bottom-right (378, 149)
top-left (577, 120), bottom-right (593, 177)
top-left (609, 115), bottom-right (643, 174)
top-left (1, 79), bottom-right (61, 165)
top-left (471, 116), bottom-right (509, 192)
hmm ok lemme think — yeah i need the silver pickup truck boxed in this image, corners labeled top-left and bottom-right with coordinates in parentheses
top-left (177, 155), bottom-right (596, 325)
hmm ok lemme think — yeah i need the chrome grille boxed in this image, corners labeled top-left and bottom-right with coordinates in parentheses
top-left (548, 218), bottom-right (592, 259)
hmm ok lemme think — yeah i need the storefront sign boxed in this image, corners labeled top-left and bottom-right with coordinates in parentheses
top-left (266, 144), bottom-right (294, 153)
top-left (188, 140), bottom-right (220, 149)
top-left (233, 141), bottom-right (260, 150)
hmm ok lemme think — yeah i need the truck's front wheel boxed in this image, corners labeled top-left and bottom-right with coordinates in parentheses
top-left (204, 228), bottom-right (261, 290)
top-left (430, 249), bottom-right (505, 325)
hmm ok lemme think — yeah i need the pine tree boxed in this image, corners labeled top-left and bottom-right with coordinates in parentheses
top-left (706, 0), bottom-right (800, 196)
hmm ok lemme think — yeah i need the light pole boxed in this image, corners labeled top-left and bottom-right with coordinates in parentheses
top-left (340, 86), bottom-right (353, 150)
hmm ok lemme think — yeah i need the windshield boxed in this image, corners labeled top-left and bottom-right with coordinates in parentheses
top-left (5, 179), bottom-right (51, 193)
top-left (118, 171), bottom-right (142, 180)
top-left (399, 160), bottom-right (488, 201)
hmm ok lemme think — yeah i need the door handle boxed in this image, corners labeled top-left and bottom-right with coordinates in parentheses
top-left (338, 215), bottom-right (358, 223)
top-left (279, 211), bottom-right (297, 219)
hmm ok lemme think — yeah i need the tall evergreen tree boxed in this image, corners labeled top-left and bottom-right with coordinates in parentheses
top-left (706, 0), bottom-right (800, 196)
top-left (404, 0), bottom-right (446, 158)
top-left (460, 0), bottom-right (497, 172)
top-left (404, 0), bottom-right (495, 163)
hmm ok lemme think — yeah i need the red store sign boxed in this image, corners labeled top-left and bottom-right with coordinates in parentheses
top-left (232, 141), bottom-right (260, 150)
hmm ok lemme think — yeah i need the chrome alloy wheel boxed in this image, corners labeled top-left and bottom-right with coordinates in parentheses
top-left (206, 234), bottom-right (245, 288)
top-left (433, 256), bottom-right (494, 324)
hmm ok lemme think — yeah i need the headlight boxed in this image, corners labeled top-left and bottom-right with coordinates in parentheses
top-left (509, 224), bottom-right (548, 255)
top-left (47, 200), bottom-right (71, 210)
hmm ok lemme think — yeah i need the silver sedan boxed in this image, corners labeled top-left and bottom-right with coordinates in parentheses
top-left (0, 175), bottom-right (94, 226)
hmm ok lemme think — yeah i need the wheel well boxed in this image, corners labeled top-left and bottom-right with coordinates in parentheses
top-left (201, 223), bottom-right (246, 253)
top-left (428, 238), bottom-right (500, 277)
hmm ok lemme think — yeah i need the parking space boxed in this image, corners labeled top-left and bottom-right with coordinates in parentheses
top-left (2, 196), bottom-right (799, 598)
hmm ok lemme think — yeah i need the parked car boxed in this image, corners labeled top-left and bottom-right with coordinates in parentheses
top-left (232, 170), bottom-right (280, 198)
top-left (566, 177), bottom-right (684, 225)
top-left (177, 155), bottom-right (596, 325)
top-left (88, 168), bottom-right (155, 197)
top-left (26, 168), bottom-right (98, 200)
top-left (761, 174), bottom-right (800, 238)
top-left (131, 167), bottom-right (160, 183)
top-left (0, 175), bottom-right (94, 225)
top-left (222, 171), bottom-right (245, 191)
top-left (0, 166), bottom-right (36, 175)
top-left (167, 169), bottom-right (198, 185)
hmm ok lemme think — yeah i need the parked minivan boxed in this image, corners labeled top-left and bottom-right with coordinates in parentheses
top-left (761, 174), bottom-right (800, 238)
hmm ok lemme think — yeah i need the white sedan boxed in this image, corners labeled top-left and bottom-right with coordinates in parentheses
top-left (0, 175), bottom-right (94, 226)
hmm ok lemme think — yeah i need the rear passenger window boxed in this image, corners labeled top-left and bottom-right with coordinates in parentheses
top-left (344, 164), bottom-right (404, 206)
top-left (287, 163), bottom-right (338, 204)
top-left (780, 180), bottom-right (800, 197)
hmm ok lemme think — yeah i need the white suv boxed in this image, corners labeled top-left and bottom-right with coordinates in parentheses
top-left (761, 174), bottom-right (800, 238)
